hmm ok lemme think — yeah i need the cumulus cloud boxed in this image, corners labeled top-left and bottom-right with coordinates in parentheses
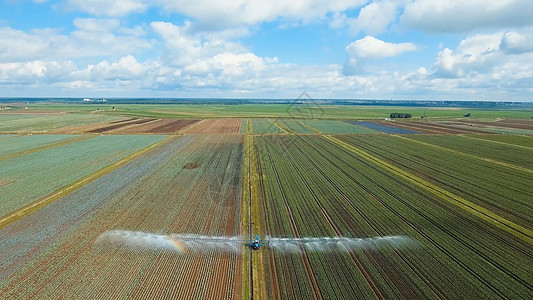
top-left (500, 29), bottom-right (533, 54)
top-left (401, 0), bottom-right (533, 33)
top-left (156, 0), bottom-right (366, 29)
top-left (63, 0), bottom-right (149, 17)
top-left (0, 19), bottom-right (151, 62)
top-left (429, 31), bottom-right (533, 97)
top-left (433, 33), bottom-right (506, 78)
top-left (344, 36), bottom-right (416, 75)
top-left (334, 0), bottom-right (405, 35)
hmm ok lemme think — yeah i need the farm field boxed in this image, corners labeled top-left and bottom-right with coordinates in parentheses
top-left (337, 135), bottom-right (532, 232)
top-left (114, 118), bottom-right (199, 134)
top-left (0, 113), bottom-right (120, 133)
top-left (0, 134), bottom-right (244, 299)
top-left (1, 103), bottom-right (533, 299)
top-left (407, 134), bottom-right (533, 169)
top-left (251, 135), bottom-right (532, 299)
top-left (0, 135), bottom-right (166, 217)
top-left (304, 120), bottom-right (377, 134)
top-left (273, 119), bottom-right (316, 134)
top-left (250, 119), bottom-right (284, 134)
top-left (380, 120), bottom-right (494, 134)
top-left (347, 121), bottom-right (421, 134)
top-left (0, 134), bottom-right (76, 158)
top-left (187, 119), bottom-right (242, 134)
top-left (472, 134), bottom-right (533, 147)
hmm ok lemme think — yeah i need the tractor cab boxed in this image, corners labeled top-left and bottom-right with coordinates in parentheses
top-left (249, 235), bottom-right (263, 250)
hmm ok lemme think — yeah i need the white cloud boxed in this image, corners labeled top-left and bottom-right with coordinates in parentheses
top-left (0, 19), bottom-right (151, 62)
top-left (401, 0), bottom-right (533, 33)
top-left (348, 0), bottom-right (404, 35)
top-left (0, 60), bottom-right (77, 83)
top-left (156, 0), bottom-right (367, 28)
top-left (344, 36), bottom-right (416, 75)
top-left (429, 31), bottom-right (533, 97)
top-left (64, 0), bottom-right (149, 17)
top-left (500, 29), bottom-right (533, 54)
top-left (433, 33), bottom-right (503, 78)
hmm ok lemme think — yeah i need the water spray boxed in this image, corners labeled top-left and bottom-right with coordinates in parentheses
top-left (94, 230), bottom-right (417, 254)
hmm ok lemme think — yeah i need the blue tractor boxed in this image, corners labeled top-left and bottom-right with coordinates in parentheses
top-left (249, 234), bottom-right (263, 250)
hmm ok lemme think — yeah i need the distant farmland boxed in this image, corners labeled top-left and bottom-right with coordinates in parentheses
top-left (1, 107), bottom-right (532, 299)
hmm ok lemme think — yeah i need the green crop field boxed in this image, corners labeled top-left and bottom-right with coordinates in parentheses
top-left (251, 135), bottom-right (532, 299)
top-left (1, 102), bottom-right (532, 299)
top-left (0, 135), bottom-right (77, 158)
top-left (406, 134), bottom-right (533, 169)
top-left (250, 119), bottom-right (284, 134)
top-left (6, 102), bottom-right (533, 119)
top-left (0, 135), bottom-right (165, 216)
top-left (337, 135), bottom-right (532, 232)
top-left (473, 134), bottom-right (533, 147)
top-left (274, 119), bottom-right (316, 134)
top-left (0, 113), bottom-right (120, 133)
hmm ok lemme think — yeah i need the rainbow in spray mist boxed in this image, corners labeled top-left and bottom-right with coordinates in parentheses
top-left (94, 230), bottom-right (418, 254)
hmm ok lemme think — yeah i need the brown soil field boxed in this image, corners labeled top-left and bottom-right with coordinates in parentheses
top-left (87, 118), bottom-right (156, 133)
top-left (117, 118), bottom-right (199, 134)
top-left (187, 119), bottom-right (242, 134)
top-left (384, 121), bottom-right (495, 134)
top-left (377, 121), bottom-right (442, 134)
top-left (456, 119), bottom-right (533, 130)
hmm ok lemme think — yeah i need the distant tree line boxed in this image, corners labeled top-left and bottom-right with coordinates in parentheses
top-left (389, 113), bottom-right (412, 118)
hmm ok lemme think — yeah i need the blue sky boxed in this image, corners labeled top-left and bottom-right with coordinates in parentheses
top-left (1, 0), bottom-right (532, 101)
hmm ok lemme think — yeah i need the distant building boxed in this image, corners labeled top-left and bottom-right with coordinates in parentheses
top-left (83, 98), bottom-right (90, 102)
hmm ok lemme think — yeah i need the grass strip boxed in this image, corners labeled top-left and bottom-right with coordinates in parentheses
top-left (0, 135), bottom-right (176, 230)
top-left (322, 135), bottom-right (533, 245)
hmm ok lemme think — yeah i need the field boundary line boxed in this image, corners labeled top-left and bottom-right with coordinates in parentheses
top-left (247, 118), bottom-right (252, 134)
top-left (297, 120), bottom-right (322, 134)
top-left (0, 135), bottom-right (176, 230)
top-left (0, 135), bottom-right (95, 161)
top-left (462, 135), bottom-right (533, 150)
top-left (395, 135), bottom-right (533, 175)
top-left (322, 135), bottom-right (533, 245)
top-left (267, 119), bottom-right (288, 133)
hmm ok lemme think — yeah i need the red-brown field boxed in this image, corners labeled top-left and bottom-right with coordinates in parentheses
top-left (88, 118), bottom-right (156, 133)
top-left (116, 119), bottom-right (199, 134)
top-left (187, 119), bottom-right (242, 134)
top-left (380, 121), bottom-right (494, 134)
top-left (456, 119), bottom-right (533, 130)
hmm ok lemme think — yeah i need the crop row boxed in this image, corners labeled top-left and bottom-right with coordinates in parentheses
top-left (250, 119), bottom-right (284, 134)
top-left (407, 134), bottom-right (533, 169)
top-left (0, 134), bottom-right (244, 299)
top-left (338, 135), bottom-right (532, 230)
top-left (468, 134), bottom-right (533, 148)
top-left (272, 119), bottom-right (316, 134)
top-left (0, 135), bottom-right (166, 217)
top-left (253, 135), bottom-right (532, 299)
top-left (187, 119), bottom-right (242, 134)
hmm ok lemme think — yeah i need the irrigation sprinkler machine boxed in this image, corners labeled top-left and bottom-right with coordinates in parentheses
top-left (95, 230), bottom-right (416, 254)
